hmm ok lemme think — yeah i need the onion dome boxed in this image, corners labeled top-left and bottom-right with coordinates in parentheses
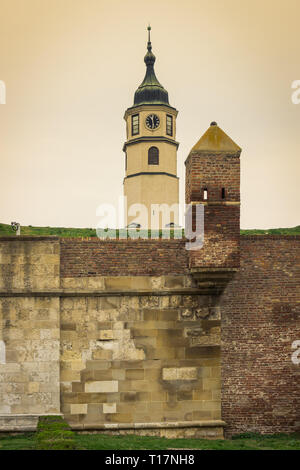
top-left (133, 26), bottom-right (169, 106)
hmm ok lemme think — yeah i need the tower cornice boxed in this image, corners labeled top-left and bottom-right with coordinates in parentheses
top-left (123, 136), bottom-right (179, 152)
top-left (124, 103), bottom-right (178, 121)
top-left (124, 171), bottom-right (179, 183)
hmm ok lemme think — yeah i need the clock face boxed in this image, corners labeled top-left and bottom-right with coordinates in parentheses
top-left (145, 114), bottom-right (160, 130)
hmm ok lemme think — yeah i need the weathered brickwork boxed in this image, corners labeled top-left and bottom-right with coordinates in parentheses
top-left (188, 205), bottom-right (240, 268)
top-left (60, 239), bottom-right (189, 277)
top-left (221, 236), bottom-right (300, 436)
top-left (185, 150), bottom-right (240, 269)
top-left (185, 152), bottom-right (240, 204)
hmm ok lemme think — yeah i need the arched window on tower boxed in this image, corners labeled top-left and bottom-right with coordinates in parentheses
top-left (148, 146), bottom-right (159, 165)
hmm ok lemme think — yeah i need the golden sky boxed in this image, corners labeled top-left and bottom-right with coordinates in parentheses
top-left (0, 0), bottom-right (299, 229)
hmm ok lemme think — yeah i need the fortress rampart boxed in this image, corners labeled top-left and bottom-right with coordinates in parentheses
top-left (0, 235), bottom-right (299, 437)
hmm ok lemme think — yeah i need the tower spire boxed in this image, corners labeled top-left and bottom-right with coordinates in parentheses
top-left (133, 26), bottom-right (170, 106)
top-left (147, 24), bottom-right (151, 51)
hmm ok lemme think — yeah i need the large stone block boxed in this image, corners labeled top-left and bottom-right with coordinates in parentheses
top-left (98, 330), bottom-right (114, 340)
top-left (162, 367), bottom-right (198, 381)
top-left (125, 369), bottom-right (145, 380)
top-left (164, 276), bottom-right (186, 289)
top-left (104, 413), bottom-right (132, 423)
top-left (76, 392), bottom-right (108, 404)
top-left (104, 276), bottom-right (151, 290)
top-left (203, 378), bottom-right (221, 391)
top-left (71, 403), bottom-right (88, 414)
top-left (85, 381), bottom-right (118, 393)
top-left (103, 403), bottom-right (117, 414)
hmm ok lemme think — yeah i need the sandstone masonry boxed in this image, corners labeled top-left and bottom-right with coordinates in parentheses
top-left (0, 235), bottom-right (299, 437)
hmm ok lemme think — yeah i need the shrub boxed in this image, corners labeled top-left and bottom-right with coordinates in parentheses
top-left (35, 415), bottom-right (76, 450)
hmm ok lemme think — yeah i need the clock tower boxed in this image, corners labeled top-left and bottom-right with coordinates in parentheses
top-left (123, 27), bottom-right (179, 229)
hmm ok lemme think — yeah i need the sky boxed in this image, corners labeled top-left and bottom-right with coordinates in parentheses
top-left (0, 0), bottom-right (299, 229)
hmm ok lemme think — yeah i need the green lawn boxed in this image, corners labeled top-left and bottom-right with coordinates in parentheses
top-left (0, 222), bottom-right (299, 238)
top-left (240, 226), bottom-right (300, 235)
top-left (0, 432), bottom-right (299, 450)
top-left (0, 223), bottom-right (98, 238)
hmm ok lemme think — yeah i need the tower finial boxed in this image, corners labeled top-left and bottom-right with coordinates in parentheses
top-left (133, 25), bottom-right (169, 106)
top-left (147, 24), bottom-right (152, 52)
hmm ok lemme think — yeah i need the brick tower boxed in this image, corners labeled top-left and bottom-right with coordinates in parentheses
top-left (185, 122), bottom-right (241, 288)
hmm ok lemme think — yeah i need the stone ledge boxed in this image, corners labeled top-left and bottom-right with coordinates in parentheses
top-left (0, 290), bottom-right (62, 297)
top-left (190, 268), bottom-right (239, 291)
top-left (0, 416), bottom-right (225, 439)
top-left (190, 268), bottom-right (239, 273)
top-left (189, 201), bottom-right (240, 206)
top-left (71, 420), bottom-right (226, 430)
top-left (71, 420), bottom-right (226, 439)
top-left (0, 413), bottom-right (63, 432)
top-left (0, 288), bottom-right (204, 297)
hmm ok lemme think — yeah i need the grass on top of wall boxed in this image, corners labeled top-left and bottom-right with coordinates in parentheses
top-left (0, 431), bottom-right (299, 450)
top-left (0, 223), bottom-right (299, 238)
top-left (240, 226), bottom-right (300, 235)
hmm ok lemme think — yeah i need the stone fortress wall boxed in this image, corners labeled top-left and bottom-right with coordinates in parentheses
top-left (0, 237), bottom-right (60, 430)
top-left (0, 235), bottom-right (299, 437)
